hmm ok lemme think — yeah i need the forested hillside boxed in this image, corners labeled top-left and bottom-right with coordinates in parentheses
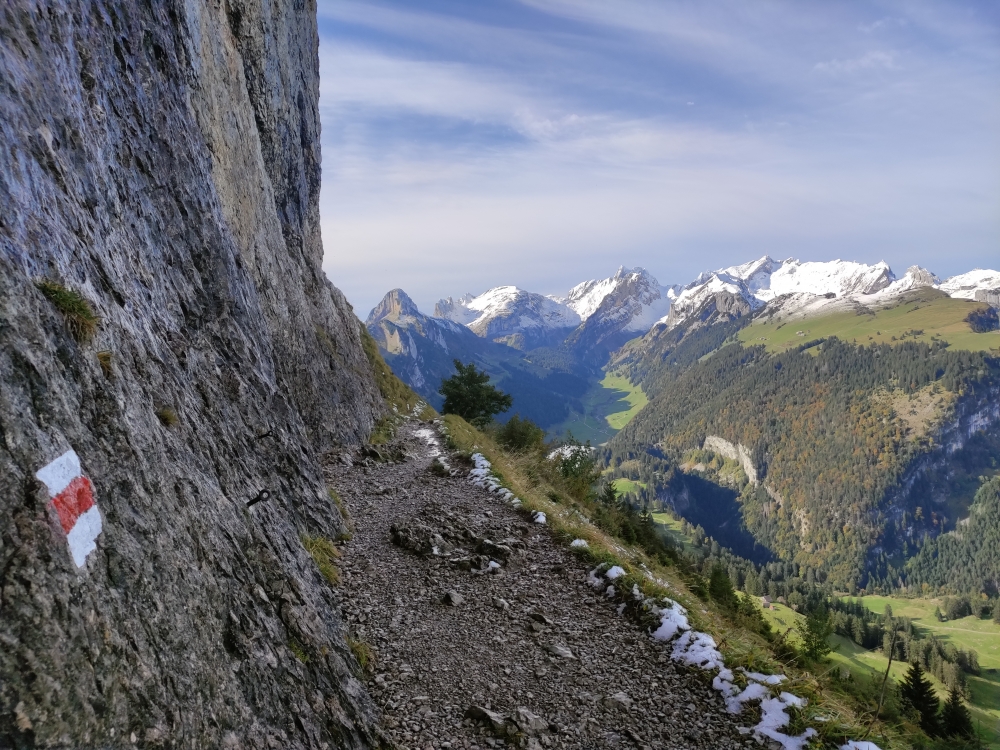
top-left (607, 325), bottom-right (1000, 588)
top-left (903, 476), bottom-right (1000, 594)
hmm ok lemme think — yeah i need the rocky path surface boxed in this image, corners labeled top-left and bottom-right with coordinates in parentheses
top-left (325, 422), bottom-right (757, 750)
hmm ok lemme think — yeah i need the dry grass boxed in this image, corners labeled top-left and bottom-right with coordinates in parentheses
top-left (36, 279), bottom-right (100, 342)
top-left (301, 534), bottom-right (341, 586)
top-left (96, 350), bottom-right (113, 378)
top-left (155, 406), bottom-right (179, 427)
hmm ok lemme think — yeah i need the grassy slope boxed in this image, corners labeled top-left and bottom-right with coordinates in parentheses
top-left (443, 414), bottom-right (876, 744)
top-left (739, 290), bottom-right (1000, 355)
top-left (549, 371), bottom-right (648, 444)
top-left (758, 595), bottom-right (1000, 748)
top-left (855, 596), bottom-right (1000, 746)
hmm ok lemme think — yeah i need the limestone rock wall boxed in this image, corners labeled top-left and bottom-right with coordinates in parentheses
top-left (702, 435), bottom-right (758, 484)
top-left (0, 1), bottom-right (383, 746)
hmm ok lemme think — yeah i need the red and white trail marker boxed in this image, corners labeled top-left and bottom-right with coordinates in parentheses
top-left (35, 449), bottom-right (102, 568)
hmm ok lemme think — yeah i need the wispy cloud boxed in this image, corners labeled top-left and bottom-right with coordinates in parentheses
top-left (814, 51), bottom-right (899, 74)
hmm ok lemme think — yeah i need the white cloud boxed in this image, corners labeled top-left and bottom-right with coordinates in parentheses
top-left (316, 0), bottom-right (1000, 314)
top-left (814, 50), bottom-right (898, 74)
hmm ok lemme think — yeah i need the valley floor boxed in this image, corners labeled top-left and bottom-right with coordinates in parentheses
top-left (548, 373), bottom-right (647, 445)
top-left (325, 422), bottom-right (755, 749)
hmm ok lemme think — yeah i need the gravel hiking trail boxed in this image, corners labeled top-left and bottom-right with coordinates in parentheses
top-left (325, 421), bottom-right (756, 750)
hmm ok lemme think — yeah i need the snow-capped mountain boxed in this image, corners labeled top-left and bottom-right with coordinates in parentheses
top-left (365, 289), bottom-right (592, 427)
top-left (664, 257), bottom-right (901, 327)
top-left (938, 269), bottom-right (1000, 300)
top-left (554, 266), bottom-right (679, 333)
top-left (434, 286), bottom-right (580, 348)
top-left (658, 256), bottom-right (1000, 333)
top-left (374, 258), bottom-right (999, 374)
top-left (433, 267), bottom-right (680, 352)
top-left (559, 267), bottom-right (682, 353)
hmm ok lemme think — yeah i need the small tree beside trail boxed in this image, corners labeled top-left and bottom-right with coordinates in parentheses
top-left (439, 360), bottom-right (512, 428)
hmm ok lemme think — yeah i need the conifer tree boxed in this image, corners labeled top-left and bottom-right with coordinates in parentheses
top-left (439, 360), bottom-right (512, 427)
top-left (939, 686), bottom-right (974, 739)
top-left (798, 606), bottom-right (833, 661)
top-left (708, 563), bottom-right (737, 611)
top-left (900, 662), bottom-right (940, 737)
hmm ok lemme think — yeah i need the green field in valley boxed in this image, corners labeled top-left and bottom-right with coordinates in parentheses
top-left (757, 594), bottom-right (1000, 747)
top-left (613, 477), bottom-right (648, 495)
top-left (650, 511), bottom-right (697, 553)
top-left (548, 371), bottom-right (648, 444)
top-left (739, 288), bottom-right (1000, 355)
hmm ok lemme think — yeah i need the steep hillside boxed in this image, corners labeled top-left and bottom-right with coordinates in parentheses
top-left (903, 476), bottom-right (1000, 594)
top-left (607, 315), bottom-right (1000, 588)
top-left (0, 2), bottom-right (384, 746)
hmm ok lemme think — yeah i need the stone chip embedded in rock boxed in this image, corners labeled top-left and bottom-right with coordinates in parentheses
top-left (545, 643), bottom-right (574, 659)
top-left (464, 705), bottom-right (507, 733)
top-left (512, 707), bottom-right (548, 735)
top-left (442, 591), bottom-right (465, 606)
top-left (528, 612), bottom-right (554, 626)
top-left (606, 691), bottom-right (634, 710)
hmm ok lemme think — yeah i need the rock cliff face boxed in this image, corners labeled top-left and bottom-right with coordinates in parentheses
top-left (702, 436), bottom-right (758, 485)
top-left (0, 1), bottom-right (384, 747)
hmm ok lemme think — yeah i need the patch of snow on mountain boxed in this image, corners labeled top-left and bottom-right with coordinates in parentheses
top-left (938, 269), bottom-right (1000, 299)
top-left (433, 293), bottom-right (478, 325)
top-left (757, 259), bottom-right (894, 301)
top-left (879, 266), bottom-right (939, 296)
top-left (559, 276), bottom-right (622, 321)
top-left (435, 286), bottom-right (581, 340)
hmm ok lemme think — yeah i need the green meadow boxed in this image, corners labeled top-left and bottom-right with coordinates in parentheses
top-left (613, 477), bottom-right (648, 495)
top-left (549, 371), bottom-right (648, 444)
top-left (739, 289), bottom-right (1000, 355)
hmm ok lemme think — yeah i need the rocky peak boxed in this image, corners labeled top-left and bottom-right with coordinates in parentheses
top-left (367, 288), bottom-right (423, 325)
top-left (434, 292), bottom-right (477, 323)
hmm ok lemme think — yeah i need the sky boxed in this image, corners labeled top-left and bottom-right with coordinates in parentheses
top-left (315, 0), bottom-right (1000, 316)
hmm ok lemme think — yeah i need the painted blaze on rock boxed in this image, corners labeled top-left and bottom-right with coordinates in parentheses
top-left (35, 449), bottom-right (102, 568)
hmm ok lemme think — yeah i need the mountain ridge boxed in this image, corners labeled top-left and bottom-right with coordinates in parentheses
top-left (413, 257), bottom-right (1000, 352)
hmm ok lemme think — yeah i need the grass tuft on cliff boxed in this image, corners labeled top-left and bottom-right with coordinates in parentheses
top-left (302, 534), bottom-right (341, 586)
top-left (35, 279), bottom-right (100, 342)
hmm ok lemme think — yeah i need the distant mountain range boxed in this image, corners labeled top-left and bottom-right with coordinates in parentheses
top-left (367, 259), bottom-right (999, 398)
top-left (367, 256), bottom-right (1000, 589)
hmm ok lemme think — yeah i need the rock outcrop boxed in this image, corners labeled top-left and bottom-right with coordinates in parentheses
top-left (703, 436), bottom-right (758, 484)
top-left (1, 1), bottom-right (383, 746)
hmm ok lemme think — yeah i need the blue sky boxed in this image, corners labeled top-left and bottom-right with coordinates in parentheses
top-left (315, 1), bottom-right (999, 316)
